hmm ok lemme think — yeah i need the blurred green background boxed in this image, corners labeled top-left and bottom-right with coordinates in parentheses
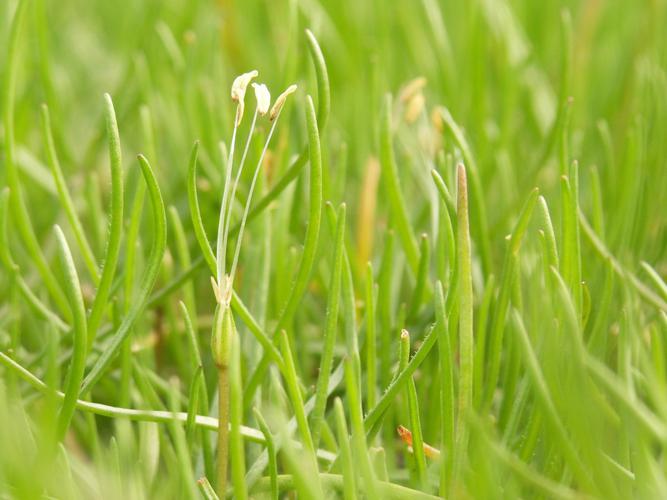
top-left (2, 0), bottom-right (667, 498)
top-left (1, 0), bottom-right (665, 265)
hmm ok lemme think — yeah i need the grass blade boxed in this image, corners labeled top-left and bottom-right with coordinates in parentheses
top-left (53, 225), bottom-right (88, 442)
top-left (278, 330), bottom-right (315, 456)
top-left (228, 28), bottom-right (330, 238)
top-left (435, 281), bottom-right (454, 494)
top-left (187, 141), bottom-right (217, 274)
top-left (274, 94), bottom-right (323, 333)
top-left (311, 203), bottom-right (345, 447)
top-left (0, 188), bottom-right (68, 331)
top-left (437, 109), bottom-right (492, 276)
top-left (333, 397), bottom-right (357, 499)
top-left (244, 94), bottom-right (323, 399)
top-left (365, 263), bottom-right (378, 409)
top-left (410, 233), bottom-right (431, 318)
top-left (253, 408), bottom-right (279, 500)
top-left (305, 29), bottom-right (331, 131)
top-left (380, 93), bottom-right (420, 273)
top-left (451, 164), bottom-right (473, 489)
top-left (365, 324), bottom-right (437, 437)
top-left (81, 154), bottom-right (166, 393)
top-left (3, 0), bottom-right (69, 317)
top-left (484, 187), bottom-right (539, 407)
top-left (511, 310), bottom-right (594, 491)
top-left (345, 357), bottom-right (378, 498)
top-left (41, 105), bottom-right (99, 283)
top-left (402, 330), bottom-right (428, 489)
top-left (197, 477), bottom-right (219, 500)
top-left (87, 93), bottom-right (125, 348)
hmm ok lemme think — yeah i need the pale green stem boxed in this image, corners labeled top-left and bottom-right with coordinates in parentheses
top-left (216, 104), bottom-right (240, 285)
top-left (229, 109), bottom-right (283, 283)
top-left (222, 107), bottom-right (259, 257)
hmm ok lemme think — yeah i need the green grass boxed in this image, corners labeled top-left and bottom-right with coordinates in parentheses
top-left (1, 0), bottom-right (667, 498)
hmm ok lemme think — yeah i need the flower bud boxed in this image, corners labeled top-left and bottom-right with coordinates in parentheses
top-left (211, 303), bottom-right (236, 368)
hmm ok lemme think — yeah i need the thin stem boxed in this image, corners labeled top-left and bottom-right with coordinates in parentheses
top-left (229, 331), bottom-right (247, 499)
top-left (211, 302), bottom-right (234, 496)
top-left (0, 350), bottom-right (338, 460)
top-left (217, 367), bottom-right (230, 495)
top-left (216, 104), bottom-right (240, 285)
top-left (229, 110), bottom-right (282, 283)
top-left (222, 107), bottom-right (259, 262)
top-left (365, 263), bottom-right (377, 410)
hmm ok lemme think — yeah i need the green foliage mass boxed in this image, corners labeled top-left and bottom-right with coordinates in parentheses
top-left (1, 0), bottom-right (667, 498)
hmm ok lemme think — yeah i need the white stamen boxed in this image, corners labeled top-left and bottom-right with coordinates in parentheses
top-left (252, 83), bottom-right (271, 116)
top-left (231, 70), bottom-right (258, 126)
top-left (229, 86), bottom-right (293, 281)
top-left (231, 70), bottom-right (258, 103)
top-left (269, 84), bottom-right (297, 121)
top-left (221, 106), bottom-right (259, 264)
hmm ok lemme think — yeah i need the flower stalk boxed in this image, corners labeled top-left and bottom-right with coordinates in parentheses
top-left (211, 71), bottom-right (296, 497)
top-left (211, 283), bottom-right (235, 495)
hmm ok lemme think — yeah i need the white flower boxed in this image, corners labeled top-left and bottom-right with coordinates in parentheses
top-left (269, 84), bottom-right (297, 121)
top-left (252, 83), bottom-right (271, 116)
top-left (231, 70), bottom-right (258, 125)
top-left (231, 70), bottom-right (258, 102)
